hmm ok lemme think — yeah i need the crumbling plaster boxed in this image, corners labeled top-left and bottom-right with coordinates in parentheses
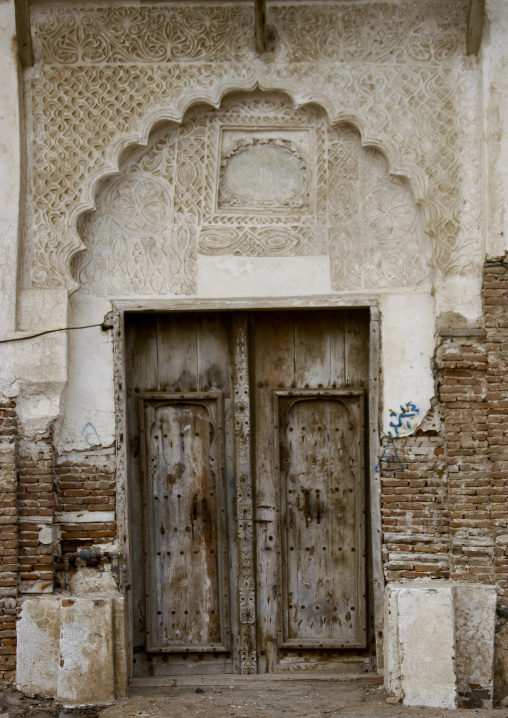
top-left (483, 0), bottom-right (508, 259)
top-left (55, 294), bottom-right (115, 454)
top-left (0, 0), bottom-right (69, 443)
top-left (0, 0), bottom-right (20, 340)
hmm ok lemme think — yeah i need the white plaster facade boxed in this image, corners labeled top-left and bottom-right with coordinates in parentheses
top-left (0, 0), bottom-right (506, 707)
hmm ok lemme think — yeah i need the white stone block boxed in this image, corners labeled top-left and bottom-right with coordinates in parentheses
top-left (197, 255), bottom-right (333, 297)
top-left (112, 596), bottom-right (128, 699)
top-left (383, 584), bottom-right (401, 698)
top-left (397, 585), bottom-right (457, 709)
top-left (384, 581), bottom-right (497, 710)
top-left (58, 597), bottom-right (115, 706)
top-left (16, 597), bottom-right (60, 697)
top-left (454, 583), bottom-right (496, 708)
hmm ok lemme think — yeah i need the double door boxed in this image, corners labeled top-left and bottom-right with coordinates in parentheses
top-left (126, 310), bottom-right (370, 677)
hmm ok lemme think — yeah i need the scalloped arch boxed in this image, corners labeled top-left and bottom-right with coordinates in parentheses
top-left (66, 80), bottom-right (434, 294)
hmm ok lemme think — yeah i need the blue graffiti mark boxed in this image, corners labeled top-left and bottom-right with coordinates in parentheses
top-left (388, 401), bottom-right (420, 437)
top-left (376, 436), bottom-right (404, 473)
top-left (376, 401), bottom-right (420, 473)
top-left (81, 422), bottom-right (100, 446)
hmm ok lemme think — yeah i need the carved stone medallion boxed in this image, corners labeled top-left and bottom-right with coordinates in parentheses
top-left (218, 138), bottom-right (310, 210)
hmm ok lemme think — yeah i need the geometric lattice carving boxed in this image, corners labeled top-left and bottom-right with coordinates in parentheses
top-left (28, 0), bottom-right (482, 292)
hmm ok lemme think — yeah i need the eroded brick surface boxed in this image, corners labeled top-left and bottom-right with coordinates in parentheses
top-left (0, 400), bottom-right (18, 682)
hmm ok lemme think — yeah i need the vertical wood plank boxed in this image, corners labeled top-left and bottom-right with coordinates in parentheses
top-left (125, 313), bottom-right (158, 651)
top-left (368, 307), bottom-right (384, 669)
top-left (127, 313), bottom-right (158, 393)
top-left (232, 313), bottom-right (257, 674)
top-left (294, 311), bottom-right (331, 388)
top-left (253, 312), bottom-right (295, 673)
top-left (345, 311), bottom-right (370, 388)
top-left (157, 313), bottom-right (198, 391)
top-left (330, 313), bottom-right (346, 388)
top-left (197, 314), bottom-right (230, 392)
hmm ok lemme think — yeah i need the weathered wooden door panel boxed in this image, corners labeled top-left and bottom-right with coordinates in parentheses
top-left (252, 311), bottom-right (369, 673)
top-left (127, 309), bottom-right (370, 677)
top-left (275, 391), bottom-right (366, 649)
top-left (140, 394), bottom-right (229, 653)
top-left (127, 313), bottom-right (237, 676)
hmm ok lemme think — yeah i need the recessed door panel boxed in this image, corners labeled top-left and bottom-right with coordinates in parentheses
top-left (275, 391), bottom-right (366, 649)
top-left (140, 394), bottom-right (229, 653)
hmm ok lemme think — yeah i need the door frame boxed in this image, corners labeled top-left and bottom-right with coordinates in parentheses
top-left (112, 295), bottom-right (383, 679)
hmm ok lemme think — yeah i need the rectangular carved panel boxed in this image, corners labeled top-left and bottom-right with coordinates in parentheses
top-left (275, 389), bottom-right (366, 649)
top-left (139, 392), bottom-right (230, 653)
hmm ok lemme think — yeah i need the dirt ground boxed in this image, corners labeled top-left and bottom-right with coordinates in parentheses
top-left (1, 681), bottom-right (508, 718)
top-left (98, 682), bottom-right (508, 718)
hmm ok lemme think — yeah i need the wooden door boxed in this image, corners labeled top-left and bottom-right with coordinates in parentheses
top-left (126, 313), bottom-right (238, 676)
top-left (126, 309), bottom-right (370, 677)
top-left (252, 311), bottom-right (370, 673)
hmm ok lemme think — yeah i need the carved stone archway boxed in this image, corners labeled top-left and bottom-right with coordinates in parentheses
top-left (25, 2), bottom-right (482, 292)
top-left (72, 90), bottom-right (432, 297)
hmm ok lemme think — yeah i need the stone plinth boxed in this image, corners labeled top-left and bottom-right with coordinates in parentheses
top-left (384, 581), bottom-right (496, 709)
top-left (16, 595), bottom-right (125, 706)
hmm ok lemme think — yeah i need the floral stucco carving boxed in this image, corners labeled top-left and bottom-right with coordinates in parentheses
top-left (73, 95), bottom-right (430, 295)
top-left (26, 0), bottom-right (482, 291)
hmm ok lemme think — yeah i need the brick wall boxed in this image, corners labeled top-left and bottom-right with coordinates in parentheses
top-left (0, 420), bottom-right (119, 682)
top-left (55, 452), bottom-right (116, 555)
top-left (55, 454), bottom-right (116, 515)
top-left (379, 261), bottom-right (508, 611)
top-left (485, 262), bottom-right (508, 606)
top-left (439, 336), bottom-right (494, 583)
top-left (17, 438), bottom-right (55, 593)
top-left (381, 429), bottom-right (449, 580)
top-left (0, 399), bottom-right (18, 682)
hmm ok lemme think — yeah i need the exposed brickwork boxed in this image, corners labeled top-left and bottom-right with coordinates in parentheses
top-left (379, 262), bottom-right (508, 602)
top-left (55, 453), bottom-right (116, 514)
top-left (438, 337), bottom-right (494, 583)
top-left (381, 430), bottom-right (449, 580)
top-left (60, 522), bottom-right (117, 549)
top-left (17, 439), bottom-right (54, 592)
top-left (55, 452), bottom-right (117, 556)
top-left (485, 263), bottom-right (508, 605)
top-left (0, 400), bottom-right (18, 682)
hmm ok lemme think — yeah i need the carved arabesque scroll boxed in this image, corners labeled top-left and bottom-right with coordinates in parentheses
top-left (72, 94), bottom-right (431, 295)
top-left (27, 0), bottom-right (482, 292)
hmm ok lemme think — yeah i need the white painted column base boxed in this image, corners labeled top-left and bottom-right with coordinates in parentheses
top-left (16, 595), bottom-right (127, 706)
top-left (384, 581), bottom-right (496, 709)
